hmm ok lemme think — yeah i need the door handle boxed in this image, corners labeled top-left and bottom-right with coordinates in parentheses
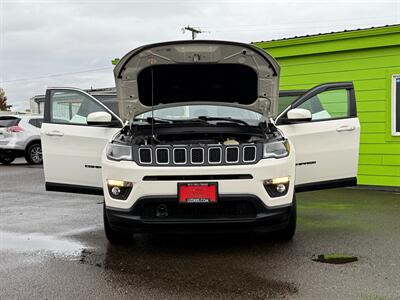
top-left (336, 126), bottom-right (355, 132)
top-left (45, 130), bottom-right (64, 137)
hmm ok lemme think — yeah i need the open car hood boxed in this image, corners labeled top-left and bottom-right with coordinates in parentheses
top-left (114, 40), bottom-right (280, 122)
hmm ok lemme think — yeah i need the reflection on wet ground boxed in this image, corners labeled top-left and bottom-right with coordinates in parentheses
top-left (79, 234), bottom-right (298, 299)
top-left (0, 230), bottom-right (87, 257)
top-left (1, 162), bottom-right (400, 299)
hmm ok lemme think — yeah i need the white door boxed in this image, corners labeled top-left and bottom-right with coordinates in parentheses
top-left (276, 82), bottom-right (360, 192)
top-left (41, 88), bottom-right (123, 194)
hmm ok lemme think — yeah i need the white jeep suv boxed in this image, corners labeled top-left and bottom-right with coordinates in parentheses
top-left (41, 41), bottom-right (360, 244)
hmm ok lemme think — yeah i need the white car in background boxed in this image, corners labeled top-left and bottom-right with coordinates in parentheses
top-left (40, 40), bottom-right (360, 244)
top-left (0, 115), bottom-right (43, 165)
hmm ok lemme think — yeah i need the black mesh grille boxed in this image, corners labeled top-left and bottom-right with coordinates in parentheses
top-left (226, 147), bottom-right (239, 162)
top-left (209, 148), bottom-right (221, 163)
top-left (156, 149), bottom-right (169, 164)
top-left (141, 201), bottom-right (257, 220)
top-left (174, 149), bottom-right (186, 163)
top-left (191, 148), bottom-right (204, 164)
top-left (139, 148), bottom-right (152, 163)
top-left (243, 146), bottom-right (256, 162)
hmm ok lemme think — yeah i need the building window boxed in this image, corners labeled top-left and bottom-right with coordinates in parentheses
top-left (392, 75), bottom-right (400, 136)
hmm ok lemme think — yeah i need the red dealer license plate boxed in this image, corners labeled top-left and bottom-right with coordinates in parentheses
top-left (178, 182), bottom-right (218, 204)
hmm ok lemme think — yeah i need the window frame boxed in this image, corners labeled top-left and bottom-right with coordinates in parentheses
top-left (391, 74), bottom-right (400, 136)
top-left (276, 82), bottom-right (356, 125)
top-left (44, 88), bottom-right (123, 127)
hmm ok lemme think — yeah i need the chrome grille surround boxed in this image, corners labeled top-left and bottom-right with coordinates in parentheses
top-left (225, 146), bottom-right (240, 164)
top-left (190, 147), bottom-right (204, 164)
top-left (138, 148), bottom-right (152, 164)
top-left (243, 145), bottom-right (257, 163)
top-left (134, 143), bottom-right (260, 167)
top-left (155, 147), bottom-right (169, 165)
top-left (173, 147), bottom-right (187, 165)
top-left (208, 146), bottom-right (222, 164)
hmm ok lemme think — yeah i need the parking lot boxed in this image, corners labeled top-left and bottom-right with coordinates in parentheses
top-left (0, 160), bottom-right (399, 299)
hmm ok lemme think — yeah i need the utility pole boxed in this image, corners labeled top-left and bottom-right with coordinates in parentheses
top-left (182, 26), bottom-right (203, 40)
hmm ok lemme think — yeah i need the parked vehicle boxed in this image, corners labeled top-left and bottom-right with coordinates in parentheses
top-left (0, 115), bottom-right (43, 164)
top-left (41, 40), bottom-right (360, 244)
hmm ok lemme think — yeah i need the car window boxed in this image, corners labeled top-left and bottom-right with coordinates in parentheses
top-left (0, 117), bottom-right (20, 128)
top-left (278, 95), bottom-right (300, 114)
top-left (28, 118), bottom-right (43, 128)
top-left (50, 90), bottom-right (110, 125)
top-left (297, 89), bottom-right (349, 121)
top-left (92, 95), bottom-right (119, 116)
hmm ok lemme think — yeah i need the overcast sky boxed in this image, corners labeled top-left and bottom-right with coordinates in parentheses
top-left (0, 0), bottom-right (399, 110)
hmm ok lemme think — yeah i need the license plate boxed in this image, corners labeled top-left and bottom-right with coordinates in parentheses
top-left (178, 182), bottom-right (218, 204)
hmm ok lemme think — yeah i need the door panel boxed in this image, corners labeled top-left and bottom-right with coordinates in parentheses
top-left (276, 82), bottom-right (360, 191)
top-left (278, 118), bottom-right (359, 187)
top-left (41, 88), bottom-right (123, 194)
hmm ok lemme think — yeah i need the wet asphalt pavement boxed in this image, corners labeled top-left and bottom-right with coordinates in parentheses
top-left (1, 160), bottom-right (400, 300)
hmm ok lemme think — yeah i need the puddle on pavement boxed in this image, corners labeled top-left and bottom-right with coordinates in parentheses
top-left (312, 253), bottom-right (358, 264)
top-left (77, 239), bottom-right (298, 299)
top-left (0, 231), bottom-right (88, 257)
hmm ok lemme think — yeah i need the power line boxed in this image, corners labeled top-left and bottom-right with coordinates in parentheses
top-left (1, 66), bottom-right (113, 84)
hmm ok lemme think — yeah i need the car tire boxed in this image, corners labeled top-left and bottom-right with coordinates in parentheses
top-left (275, 193), bottom-right (297, 241)
top-left (104, 203), bottom-right (134, 245)
top-left (25, 143), bottom-right (42, 165)
top-left (0, 156), bottom-right (15, 165)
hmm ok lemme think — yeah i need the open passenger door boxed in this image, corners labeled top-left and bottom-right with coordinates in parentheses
top-left (276, 82), bottom-right (360, 192)
top-left (41, 88), bottom-right (123, 195)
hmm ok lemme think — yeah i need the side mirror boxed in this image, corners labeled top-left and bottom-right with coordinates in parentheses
top-left (87, 111), bottom-right (112, 126)
top-left (285, 108), bottom-right (312, 123)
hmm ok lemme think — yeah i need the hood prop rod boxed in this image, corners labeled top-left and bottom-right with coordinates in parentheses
top-left (151, 67), bottom-right (155, 145)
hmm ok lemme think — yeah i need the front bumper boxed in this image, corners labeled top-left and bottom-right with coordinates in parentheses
top-left (106, 194), bottom-right (293, 234)
top-left (102, 153), bottom-right (296, 210)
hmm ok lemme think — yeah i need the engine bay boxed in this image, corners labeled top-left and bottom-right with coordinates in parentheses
top-left (113, 121), bottom-right (284, 147)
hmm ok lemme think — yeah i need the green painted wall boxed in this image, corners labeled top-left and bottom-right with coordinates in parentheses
top-left (254, 25), bottom-right (400, 187)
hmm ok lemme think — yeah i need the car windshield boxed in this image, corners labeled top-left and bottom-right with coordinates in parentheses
top-left (135, 105), bottom-right (264, 122)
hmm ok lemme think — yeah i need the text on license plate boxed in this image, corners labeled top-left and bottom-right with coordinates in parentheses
top-left (178, 182), bottom-right (218, 203)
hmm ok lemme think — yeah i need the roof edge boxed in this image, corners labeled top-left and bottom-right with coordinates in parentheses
top-left (252, 24), bottom-right (400, 48)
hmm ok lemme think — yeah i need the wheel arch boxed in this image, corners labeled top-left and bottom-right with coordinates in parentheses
top-left (24, 139), bottom-right (41, 153)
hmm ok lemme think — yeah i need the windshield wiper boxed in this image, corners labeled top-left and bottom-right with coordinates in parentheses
top-left (171, 118), bottom-right (210, 125)
top-left (133, 116), bottom-right (249, 126)
top-left (197, 116), bottom-right (249, 126)
top-left (133, 117), bottom-right (210, 125)
top-left (134, 117), bottom-right (173, 124)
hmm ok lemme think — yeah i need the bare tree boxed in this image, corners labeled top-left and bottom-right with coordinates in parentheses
top-left (0, 88), bottom-right (12, 111)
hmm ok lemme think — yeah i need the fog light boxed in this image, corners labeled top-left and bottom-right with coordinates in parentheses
top-left (276, 183), bottom-right (286, 193)
top-left (107, 179), bottom-right (133, 200)
top-left (111, 186), bottom-right (121, 196)
top-left (263, 177), bottom-right (290, 198)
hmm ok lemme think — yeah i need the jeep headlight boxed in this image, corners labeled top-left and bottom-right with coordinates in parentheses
top-left (263, 140), bottom-right (290, 159)
top-left (106, 143), bottom-right (133, 161)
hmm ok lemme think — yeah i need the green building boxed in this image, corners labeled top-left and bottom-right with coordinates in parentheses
top-left (254, 24), bottom-right (400, 188)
